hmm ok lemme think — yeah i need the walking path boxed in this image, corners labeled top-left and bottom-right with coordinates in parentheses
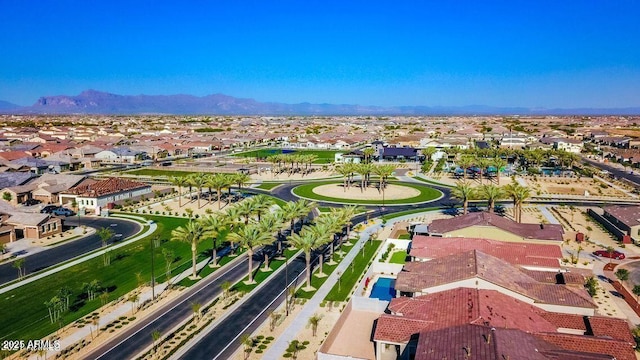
top-left (34, 249), bottom-right (222, 360)
top-left (0, 214), bottom-right (155, 294)
top-left (537, 206), bottom-right (561, 225)
top-left (261, 220), bottom-right (383, 359)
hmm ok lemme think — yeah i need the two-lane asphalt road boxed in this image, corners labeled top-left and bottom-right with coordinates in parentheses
top-left (85, 255), bottom-right (258, 360)
top-left (0, 217), bottom-right (140, 285)
top-left (176, 256), bottom-right (307, 360)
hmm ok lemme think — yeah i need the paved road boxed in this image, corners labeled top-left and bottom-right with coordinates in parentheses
top-left (0, 217), bottom-right (140, 285)
top-left (177, 255), bottom-right (307, 360)
top-left (583, 157), bottom-right (640, 187)
top-left (85, 255), bottom-right (258, 360)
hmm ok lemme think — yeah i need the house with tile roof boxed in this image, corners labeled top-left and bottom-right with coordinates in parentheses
top-left (409, 236), bottom-right (563, 270)
top-left (372, 288), bottom-right (634, 360)
top-left (601, 205), bottom-right (640, 243)
top-left (427, 211), bottom-right (565, 242)
top-left (61, 177), bottom-right (151, 213)
top-left (395, 250), bottom-right (596, 316)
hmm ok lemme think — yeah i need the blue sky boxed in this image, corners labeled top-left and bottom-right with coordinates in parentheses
top-left (1, 1), bottom-right (639, 108)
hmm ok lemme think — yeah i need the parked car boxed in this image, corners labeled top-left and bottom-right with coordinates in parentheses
top-left (22, 198), bottom-right (41, 206)
top-left (592, 249), bottom-right (625, 260)
top-left (40, 205), bottom-right (60, 213)
top-left (52, 208), bottom-right (75, 217)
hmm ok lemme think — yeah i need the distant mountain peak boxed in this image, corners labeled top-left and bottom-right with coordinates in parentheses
top-left (1, 89), bottom-right (638, 115)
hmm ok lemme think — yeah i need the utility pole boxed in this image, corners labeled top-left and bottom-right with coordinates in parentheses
top-left (285, 255), bottom-right (289, 316)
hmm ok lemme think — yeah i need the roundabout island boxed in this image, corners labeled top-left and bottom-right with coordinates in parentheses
top-left (290, 180), bottom-right (443, 205)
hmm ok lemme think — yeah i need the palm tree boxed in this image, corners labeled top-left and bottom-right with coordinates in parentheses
top-left (335, 163), bottom-right (355, 192)
top-left (202, 214), bottom-right (230, 268)
top-left (188, 173), bottom-right (206, 209)
top-left (236, 198), bottom-right (257, 225)
top-left (309, 220), bottom-right (339, 275)
top-left (307, 314), bottom-right (324, 337)
top-left (479, 184), bottom-right (504, 213)
top-left (451, 181), bottom-right (475, 215)
top-left (492, 157), bottom-right (508, 185)
top-left (250, 194), bottom-right (274, 222)
top-left (171, 220), bottom-right (206, 279)
top-left (615, 268), bottom-right (630, 287)
top-left (357, 163), bottom-right (373, 191)
top-left (170, 176), bottom-right (189, 208)
top-left (128, 292), bottom-right (139, 315)
top-left (228, 224), bottom-right (272, 284)
top-left (292, 199), bottom-right (317, 228)
top-left (339, 205), bottom-right (363, 246)
top-left (151, 329), bottom-right (161, 358)
top-left (606, 246), bottom-right (616, 264)
top-left (362, 147), bottom-right (376, 164)
top-left (373, 164), bottom-right (395, 194)
top-left (457, 155), bottom-right (474, 179)
top-left (233, 172), bottom-right (251, 191)
top-left (288, 227), bottom-right (321, 290)
top-left (632, 285), bottom-right (640, 307)
top-left (257, 213), bottom-right (284, 271)
top-left (512, 185), bottom-right (531, 223)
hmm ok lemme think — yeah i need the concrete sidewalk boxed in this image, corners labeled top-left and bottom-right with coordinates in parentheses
top-left (261, 220), bottom-right (383, 359)
top-left (0, 214), bottom-right (156, 295)
top-left (33, 250), bottom-right (222, 360)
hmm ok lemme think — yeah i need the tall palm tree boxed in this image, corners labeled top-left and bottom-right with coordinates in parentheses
top-left (373, 164), bottom-right (395, 195)
top-left (232, 173), bottom-right (251, 192)
top-left (451, 181), bottom-right (476, 215)
top-left (492, 157), bottom-right (508, 185)
top-left (362, 147), bottom-right (376, 164)
top-left (170, 176), bottom-right (189, 208)
top-left (257, 212), bottom-right (284, 270)
top-left (228, 224), bottom-right (272, 284)
top-left (313, 213), bottom-right (343, 268)
top-left (292, 199), bottom-right (317, 227)
top-left (504, 183), bottom-right (531, 223)
top-left (171, 220), bottom-right (206, 279)
top-left (250, 194), bottom-right (274, 222)
top-left (339, 205), bottom-right (364, 245)
top-left (236, 198), bottom-right (257, 225)
top-left (335, 163), bottom-right (355, 192)
top-left (457, 155), bottom-right (474, 179)
top-left (202, 214), bottom-right (230, 268)
top-left (357, 163), bottom-right (373, 191)
top-left (188, 173), bottom-right (206, 209)
top-left (287, 227), bottom-right (320, 289)
top-left (479, 184), bottom-right (504, 213)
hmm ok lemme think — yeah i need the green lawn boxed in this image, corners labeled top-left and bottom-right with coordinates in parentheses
top-left (176, 248), bottom-right (247, 287)
top-left (411, 176), bottom-right (453, 188)
top-left (255, 182), bottom-right (282, 190)
top-left (232, 149), bottom-right (341, 164)
top-left (292, 181), bottom-right (442, 205)
top-left (123, 169), bottom-right (208, 177)
top-left (0, 215), bottom-right (203, 343)
top-left (380, 206), bottom-right (442, 221)
top-left (397, 233), bottom-right (411, 240)
top-left (296, 244), bottom-right (352, 299)
top-left (231, 249), bottom-right (299, 293)
top-left (389, 251), bottom-right (408, 264)
top-left (324, 240), bottom-right (383, 302)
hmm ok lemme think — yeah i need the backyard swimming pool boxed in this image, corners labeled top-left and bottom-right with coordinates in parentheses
top-left (369, 277), bottom-right (396, 301)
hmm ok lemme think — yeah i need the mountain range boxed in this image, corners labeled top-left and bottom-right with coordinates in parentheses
top-left (1, 90), bottom-right (639, 116)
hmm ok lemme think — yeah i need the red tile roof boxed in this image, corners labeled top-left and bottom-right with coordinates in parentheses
top-left (396, 250), bottom-right (595, 309)
top-left (539, 313), bottom-right (635, 344)
top-left (428, 212), bottom-right (564, 241)
top-left (603, 205), bottom-right (640, 227)
top-left (65, 177), bottom-right (149, 197)
top-left (536, 333), bottom-right (635, 360)
top-left (410, 236), bottom-right (562, 268)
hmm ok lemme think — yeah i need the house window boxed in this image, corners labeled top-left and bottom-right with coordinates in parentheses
top-left (52, 222), bottom-right (57, 231)
top-left (41, 225), bottom-right (46, 233)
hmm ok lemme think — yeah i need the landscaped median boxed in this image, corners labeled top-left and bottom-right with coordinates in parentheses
top-left (324, 239), bottom-right (383, 302)
top-left (291, 180), bottom-right (442, 205)
top-left (0, 214), bottom-right (210, 345)
top-left (295, 241), bottom-right (356, 299)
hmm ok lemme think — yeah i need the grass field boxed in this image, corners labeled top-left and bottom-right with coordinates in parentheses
top-left (389, 251), bottom-right (408, 264)
top-left (411, 176), bottom-right (453, 188)
top-left (380, 206), bottom-right (442, 221)
top-left (292, 181), bottom-right (442, 205)
top-left (324, 240), bottom-right (382, 302)
top-left (254, 182), bottom-right (282, 190)
top-left (0, 215), bottom-right (207, 343)
top-left (123, 169), bottom-right (207, 177)
top-left (231, 248), bottom-right (299, 293)
top-left (232, 149), bottom-right (341, 164)
top-left (295, 243), bottom-right (353, 299)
